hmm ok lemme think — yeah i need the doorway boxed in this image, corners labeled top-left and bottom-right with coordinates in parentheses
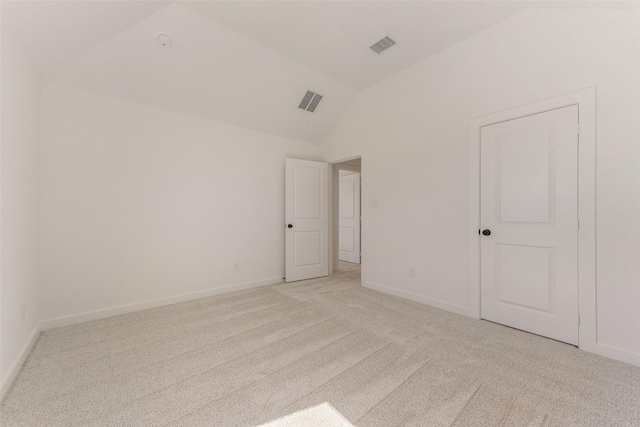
top-left (480, 105), bottom-right (579, 345)
top-left (469, 87), bottom-right (596, 354)
top-left (338, 170), bottom-right (360, 264)
top-left (332, 158), bottom-right (361, 274)
top-left (284, 155), bottom-right (363, 283)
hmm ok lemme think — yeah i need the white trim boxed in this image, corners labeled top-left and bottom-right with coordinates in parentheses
top-left (365, 281), bottom-right (472, 317)
top-left (40, 277), bottom-right (283, 330)
top-left (325, 149), bottom-right (365, 164)
top-left (1, 322), bottom-right (41, 401)
top-left (0, 277), bottom-right (283, 399)
top-left (0, 2), bottom-right (3, 403)
top-left (468, 87), bottom-right (622, 363)
top-left (591, 342), bottom-right (640, 367)
top-left (324, 148), bottom-right (366, 285)
top-left (336, 164), bottom-right (361, 174)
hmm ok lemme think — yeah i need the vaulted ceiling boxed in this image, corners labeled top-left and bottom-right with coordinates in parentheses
top-left (2, 1), bottom-right (569, 144)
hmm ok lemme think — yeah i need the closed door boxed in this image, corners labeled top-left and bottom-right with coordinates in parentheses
top-left (285, 158), bottom-right (329, 282)
top-left (480, 105), bottom-right (579, 345)
top-left (338, 172), bottom-right (361, 264)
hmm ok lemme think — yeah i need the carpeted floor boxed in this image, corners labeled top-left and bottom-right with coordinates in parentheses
top-left (2, 264), bottom-right (639, 426)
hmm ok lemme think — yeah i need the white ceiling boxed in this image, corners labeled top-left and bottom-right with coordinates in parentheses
top-left (5, 1), bottom-right (616, 144)
top-left (2, 1), bottom-right (171, 75)
top-left (183, 1), bottom-right (529, 90)
top-left (36, 3), bottom-right (359, 144)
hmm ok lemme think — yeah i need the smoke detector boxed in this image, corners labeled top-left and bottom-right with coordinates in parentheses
top-left (298, 90), bottom-right (323, 113)
top-left (157, 33), bottom-right (172, 48)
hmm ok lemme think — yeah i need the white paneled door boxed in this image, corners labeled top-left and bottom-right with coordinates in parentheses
top-left (285, 158), bottom-right (329, 282)
top-left (339, 172), bottom-right (361, 264)
top-left (480, 105), bottom-right (579, 345)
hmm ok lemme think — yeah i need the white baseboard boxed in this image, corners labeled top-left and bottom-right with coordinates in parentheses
top-left (365, 281), bottom-right (640, 368)
top-left (3, 275), bottom-right (636, 405)
top-left (1, 277), bottom-right (283, 401)
top-left (364, 280), bottom-right (473, 318)
top-left (41, 277), bottom-right (283, 331)
top-left (582, 341), bottom-right (640, 367)
top-left (1, 321), bottom-right (42, 401)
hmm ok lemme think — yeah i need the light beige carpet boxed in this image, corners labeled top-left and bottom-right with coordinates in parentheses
top-left (2, 267), bottom-right (639, 426)
top-left (335, 261), bottom-right (361, 273)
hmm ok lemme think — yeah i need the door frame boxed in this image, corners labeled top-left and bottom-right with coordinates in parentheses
top-left (469, 87), bottom-right (596, 351)
top-left (326, 149), bottom-right (366, 283)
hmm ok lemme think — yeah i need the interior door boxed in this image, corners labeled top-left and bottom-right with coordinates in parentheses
top-left (285, 158), bottom-right (329, 282)
top-left (480, 105), bottom-right (579, 345)
top-left (338, 172), bottom-right (361, 264)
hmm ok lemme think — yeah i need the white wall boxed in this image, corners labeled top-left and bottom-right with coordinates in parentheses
top-left (323, 9), bottom-right (640, 362)
top-left (0, 25), bottom-right (41, 390)
top-left (40, 82), bottom-right (322, 324)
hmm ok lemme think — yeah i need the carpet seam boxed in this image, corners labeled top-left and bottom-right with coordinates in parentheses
top-left (22, 306), bottom-right (319, 411)
top-left (160, 328), bottom-right (369, 427)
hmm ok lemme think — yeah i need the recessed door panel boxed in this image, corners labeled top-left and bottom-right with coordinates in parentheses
top-left (339, 180), bottom-right (355, 218)
top-left (480, 105), bottom-right (578, 345)
top-left (294, 231), bottom-right (322, 267)
top-left (339, 226), bottom-right (355, 253)
top-left (294, 166), bottom-right (322, 220)
top-left (496, 244), bottom-right (554, 313)
top-left (498, 128), bottom-right (553, 224)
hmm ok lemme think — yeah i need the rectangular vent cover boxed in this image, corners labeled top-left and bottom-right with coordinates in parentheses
top-left (298, 90), bottom-right (323, 112)
top-left (370, 36), bottom-right (396, 54)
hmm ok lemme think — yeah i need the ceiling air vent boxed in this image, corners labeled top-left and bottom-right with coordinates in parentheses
top-left (298, 90), bottom-right (323, 113)
top-left (370, 36), bottom-right (396, 54)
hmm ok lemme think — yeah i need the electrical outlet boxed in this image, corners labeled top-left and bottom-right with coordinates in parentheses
top-left (234, 262), bottom-right (240, 271)
top-left (21, 304), bottom-right (26, 322)
top-left (408, 268), bottom-right (415, 279)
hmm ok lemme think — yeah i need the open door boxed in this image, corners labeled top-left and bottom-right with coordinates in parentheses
top-left (285, 158), bottom-right (329, 282)
top-left (338, 172), bottom-right (361, 264)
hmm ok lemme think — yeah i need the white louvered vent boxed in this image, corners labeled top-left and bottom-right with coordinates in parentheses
top-left (298, 90), bottom-right (323, 113)
top-left (370, 36), bottom-right (396, 54)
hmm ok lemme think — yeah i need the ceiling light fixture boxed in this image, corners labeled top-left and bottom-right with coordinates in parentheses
top-left (157, 33), bottom-right (172, 48)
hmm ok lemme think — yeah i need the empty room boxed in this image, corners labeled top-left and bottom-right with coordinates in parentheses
top-left (1, 1), bottom-right (639, 425)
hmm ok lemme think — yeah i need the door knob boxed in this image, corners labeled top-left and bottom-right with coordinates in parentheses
top-left (287, 224), bottom-right (293, 228)
top-left (482, 229), bottom-right (491, 236)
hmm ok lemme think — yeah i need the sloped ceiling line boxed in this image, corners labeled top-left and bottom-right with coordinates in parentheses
top-left (3, 1), bottom-right (531, 144)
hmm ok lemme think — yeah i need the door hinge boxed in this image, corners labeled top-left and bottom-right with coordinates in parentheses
top-left (577, 122), bottom-right (580, 135)
top-left (577, 218), bottom-right (580, 230)
top-left (578, 314), bottom-right (581, 326)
